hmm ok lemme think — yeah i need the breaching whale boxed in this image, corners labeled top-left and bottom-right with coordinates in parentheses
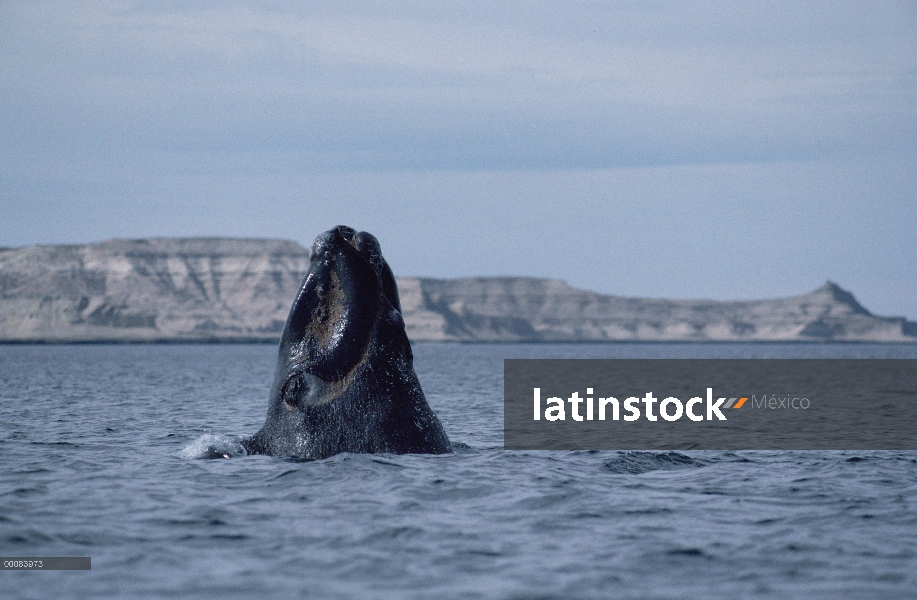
top-left (241, 226), bottom-right (452, 459)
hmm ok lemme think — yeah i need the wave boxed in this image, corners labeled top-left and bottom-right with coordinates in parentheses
top-left (602, 451), bottom-right (707, 474)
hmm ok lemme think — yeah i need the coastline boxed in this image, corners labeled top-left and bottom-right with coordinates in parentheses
top-left (2, 238), bottom-right (915, 344)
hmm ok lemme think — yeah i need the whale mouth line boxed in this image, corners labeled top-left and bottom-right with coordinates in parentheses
top-left (282, 299), bottom-right (381, 407)
top-left (304, 268), bottom-right (346, 349)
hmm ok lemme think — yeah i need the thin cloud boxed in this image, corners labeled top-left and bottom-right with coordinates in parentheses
top-left (2, 1), bottom-right (914, 170)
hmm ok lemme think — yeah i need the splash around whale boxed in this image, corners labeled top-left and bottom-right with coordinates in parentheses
top-left (185, 226), bottom-right (452, 460)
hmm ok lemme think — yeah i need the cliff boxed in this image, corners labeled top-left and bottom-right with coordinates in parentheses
top-left (0, 238), bottom-right (307, 342)
top-left (0, 239), bottom-right (914, 343)
top-left (399, 278), bottom-right (915, 342)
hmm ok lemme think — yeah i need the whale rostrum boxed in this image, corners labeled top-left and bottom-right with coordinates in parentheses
top-left (242, 226), bottom-right (452, 459)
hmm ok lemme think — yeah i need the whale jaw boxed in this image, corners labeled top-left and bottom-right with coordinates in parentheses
top-left (244, 226), bottom-right (451, 460)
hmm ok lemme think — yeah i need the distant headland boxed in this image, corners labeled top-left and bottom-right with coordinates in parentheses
top-left (0, 238), bottom-right (914, 343)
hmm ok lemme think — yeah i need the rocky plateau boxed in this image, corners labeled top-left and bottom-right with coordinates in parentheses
top-left (1, 238), bottom-right (914, 343)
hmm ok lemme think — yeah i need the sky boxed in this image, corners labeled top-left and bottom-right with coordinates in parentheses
top-left (1, 1), bottom-right (915, 318)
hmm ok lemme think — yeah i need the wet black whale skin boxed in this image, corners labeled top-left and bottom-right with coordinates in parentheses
top-left (242, 226), bottom-right (452, 459)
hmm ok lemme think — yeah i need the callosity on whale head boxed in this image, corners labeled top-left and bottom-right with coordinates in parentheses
top-left (242, 226), bottom-right (452, 459)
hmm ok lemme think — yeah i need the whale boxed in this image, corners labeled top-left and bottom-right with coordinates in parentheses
top-left (241, 226), bottom-right (452, 459)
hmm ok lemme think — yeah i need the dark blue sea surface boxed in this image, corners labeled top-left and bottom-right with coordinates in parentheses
top-left (1, 342), bottom-right (916, 599)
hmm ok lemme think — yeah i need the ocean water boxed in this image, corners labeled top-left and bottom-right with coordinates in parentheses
top-left (1, 342), bottom-right (916, 599)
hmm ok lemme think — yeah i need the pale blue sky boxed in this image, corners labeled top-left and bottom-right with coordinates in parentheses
top-left (1, 1), bottom-right (915, 318)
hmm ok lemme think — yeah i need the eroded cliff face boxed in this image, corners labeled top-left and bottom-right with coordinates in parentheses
top-left (0, 239), bottom-right (309, 342)
top-left (399, 278), bottom-right (916, 342)
top-left (0, 239), bottom-right (914, 342)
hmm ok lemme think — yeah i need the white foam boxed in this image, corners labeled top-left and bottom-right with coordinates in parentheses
top-left (179, 434), bottom-right (248, 459)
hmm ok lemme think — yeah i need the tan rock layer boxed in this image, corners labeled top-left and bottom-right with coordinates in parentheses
top-left (0, 239), bottom-right (914, 342)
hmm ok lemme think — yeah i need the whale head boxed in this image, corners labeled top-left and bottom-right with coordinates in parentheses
top-left (244, 226), bottom-right (451, 459)
top-left (279, 225), bottom-right (402, 386)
